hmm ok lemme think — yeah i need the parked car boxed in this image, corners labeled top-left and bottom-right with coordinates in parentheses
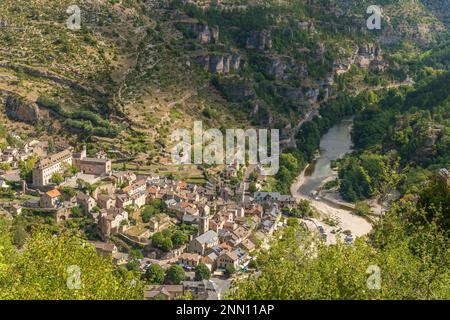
top-left (344, 235), bottom-right (353, 243)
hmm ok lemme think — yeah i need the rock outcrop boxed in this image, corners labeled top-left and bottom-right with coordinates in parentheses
top-left (355, 44), bottom-right (386, 71)
top-left (3, 93), bottom-right (41, 124)
top-left (195, 52), bottom-right (241, 74)
top-left (0, 63), bottom-right (91, 94)
top-left (262, 55), bottom-right (295, 80)
top-left (246, 30), bottom-right (272, 50)
top-left (334, 44), bottom-right (387, 74)
top-left (220, 81), bottom-right (256, 102)
top-left (177, 21), bottom-right (219, 44)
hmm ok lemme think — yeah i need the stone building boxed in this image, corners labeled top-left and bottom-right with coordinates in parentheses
top-left (32, 149), bottom-right (73, 187)
top-left (73, 147), bottom-right (112, 176)
top-left (189, 230), bottom-right (219, 255)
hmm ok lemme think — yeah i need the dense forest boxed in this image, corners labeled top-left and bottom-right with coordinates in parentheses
top-left (339, 71), bottom-right (450, 202)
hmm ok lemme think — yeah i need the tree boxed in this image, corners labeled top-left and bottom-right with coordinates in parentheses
top-left (0, 162), bottom-right (11, 171)
top-left (160, 238), bottom-right (173, 252)
top-left (126, 259), bottom-right (140, 273)
top-left (224, 265), bottom-right (236, 277)
top-left (145, 264), bottom-right (165, 284)
top-left (0, 226), bottom-right (143, 299)
top-left (297, 199), bottom-right (313, 217)
top-left (165, 265), bottom-right (185, 284)
top-left (129, 249), bottom-right (144, 260)
top-left (195, 263), bottom-right (211, 281)
top-left (286, 217), bottom-right (300, 227)
top-left (249, 182), bottom-right (257, 193)
top-left (141, 210), bottom-right (153, 223)
top-left (12, 222), bottom-right (27, 248)
top-left (171, 230), bottom-right (188, 248)
top-left (249, 171), bottom-right (258, 182)
top-left (151, 232), bottom-right (164, 248)
top-left (230, 201), bottom-right (450, 300)
top-left (355, 201), bottom-right (372, 217)
top-left (51, 172), bottom-right (64, 185)
top-left (18, 156), bottom-right (37, 183)
top-left (70, 206), bottom-right (84, 218)
top-left (47, 140), bottom-right (56, 153)
top-left (151, 232), bottom-right (174, 252)
top-left (60, 187), bottom-right (76, 199)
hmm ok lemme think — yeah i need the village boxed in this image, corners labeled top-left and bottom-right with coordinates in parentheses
top-left (0, 137), bottom-right (299, 300)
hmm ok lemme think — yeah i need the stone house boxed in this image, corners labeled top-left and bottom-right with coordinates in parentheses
top-left (178, 253), bottom-right (202, 268)
top-left (90, 241), bottom-right (118, 256)
top-left (98, 208), bottom-right (128, 240)
top-left (216, 251), bottom-right (239, 270)
top-left (40, 189), bottom-right (62, 208)
top-left (96, 194), bottom-right (116, 210)
top-left (189, 230), bottom-right (219, 255)
top-left (76, 192), bottom-right (97, 214)
top-left (144, 285), bottom-right (184, 300)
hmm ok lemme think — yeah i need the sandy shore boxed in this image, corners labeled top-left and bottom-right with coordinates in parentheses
top-left (290, 167), bottom-right (373, 242)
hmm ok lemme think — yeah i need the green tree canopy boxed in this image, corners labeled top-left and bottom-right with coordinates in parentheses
top-left (165, 265), bottom-right (185, 285)
top-left (145, 264), bottom-right (165, 284)
top-left (194, 263), bottom-right (211, 281)
top-left (230, 201), bottom-right (450, 300)
top-left (0, 225), bottom-right (143, 299)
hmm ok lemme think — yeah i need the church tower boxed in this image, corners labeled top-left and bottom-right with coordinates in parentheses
top-left (198, 205), bottom-right (210, 235)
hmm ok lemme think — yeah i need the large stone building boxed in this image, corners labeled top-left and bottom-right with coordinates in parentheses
top-left (189, 230), bottom-right (219, 255)
top-left (32, 149), bottom-right (73, 187)
top-left (32, 147), bottom-right (112, 187)
top-left (73, 147), bottom-right (112, 176)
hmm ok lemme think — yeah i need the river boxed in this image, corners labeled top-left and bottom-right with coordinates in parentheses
top-left (290, 117), bottom-right (373, 243)
top-left (298, 118), bottom-right (353, 197)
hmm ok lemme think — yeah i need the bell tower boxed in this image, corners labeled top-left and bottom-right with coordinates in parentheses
top-left (198, 205), bottom-right (210, 235)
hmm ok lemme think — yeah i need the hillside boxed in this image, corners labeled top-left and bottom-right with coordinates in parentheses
top-left (0, 0), bottom-right (448, 166)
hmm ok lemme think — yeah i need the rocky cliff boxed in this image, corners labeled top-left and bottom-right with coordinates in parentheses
top-left (2, 92), bottom-right (41, 124)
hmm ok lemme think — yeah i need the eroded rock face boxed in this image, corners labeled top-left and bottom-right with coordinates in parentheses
top-left (262, 55), bottom-right (294, 80)
top-left (246, 30), bottom-right (272, 50)
top-left (195, 52), bottom-right (241, 74)
top-left (334, 44), bottom-right (387, 74)
top-left (355, 44), bottom-right (385, 71)
top-left (304, 87), bottom-right (321, 102)
top-left (220, 81), bottom-right (256, 102)
top-left (183, 22), bottom-right (220, 44)
top-left (4, 93), bottom-right (41, 124)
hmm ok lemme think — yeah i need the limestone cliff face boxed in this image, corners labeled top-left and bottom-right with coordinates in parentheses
top-left (195, 52), bottom-right (241, 74)
top-left (3, 92), bottom-right (41, 124)
top-left (177, 21), bottom-right (220, 44)
top-left (220, 81), bottom-right (256, 102)
top-left (334, 44), bottom-right (387, 74)
top-left (262, 55), bottom-right (295, 80)
top-left (246, 30), bottom-right (272, 50)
